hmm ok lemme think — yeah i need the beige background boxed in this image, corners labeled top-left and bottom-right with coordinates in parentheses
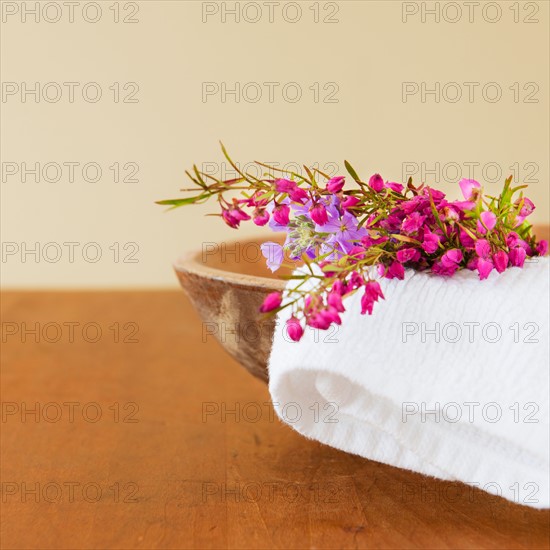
top-left (1, 0), bottom-right (548, 288)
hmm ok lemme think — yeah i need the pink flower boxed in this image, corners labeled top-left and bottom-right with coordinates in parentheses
top-left (422, 228), bottom-right (440, 254)
top-left (401, 212), bottom-right (426, 235)
top-left (440, 205), bottom-right (460, 223)
top-left (331, 280), bottom-right (346, 295)
top-left (536, 240), bottom-right (548, 256)
top-left (275, 179), bottom-right (296, 193)
top-left (327, 291), bottom-right (345, 312)
top-left (309, 203), bottom-right (328, 226)
top-left (341, 195), bottom-right (360, 209)
top-left (475, 239), bottom-right (491, 259)
top-left (432, 261), bottom-right (459, 277)
top-left (321, 308), bottom-right (342, 326)
top-left (253, 209), bottom-right (270, 226)
top-left (384, 261), bottom-right (405, 280)
top-left (493, 250), bottom-right (509, 273)
top-left (349, 271), bottom-right (365, 289)
top-left (385, 181), bottom-right (404, 194)
top-left (362, 234), bottom-right (389, 248)
top-left (459, 179), bottom-right (481, 200)
top-left (515, 197), bottom-right (535, 218)
top-left (327, 176), bottom-right (345, 194)
top-left (360, 281), bottom-right (384, 315)
top-left (477, 257), bottom-right (493, 280)
top-left (289, 186), bottom-right (308, 204)
top-left (286, 317), bottom-right (304, 342)
top-left (273, 204), bottom-right (290, 225)
top-left (477, 211), bottom-right (497, 234)
top-left (222, 207), bottom-right (249, 228)
top-left (459, 229), bottom-right (475, 249)
top-left (451, 200), bottom-right (476, 211)
top-left (441, 249), bottom-right (463, 268)
top-left (348, 246), bottom-right (366, 261)
top-left (222, 209), bottom-right (241, 228)
top-left (509, 247), bottom-right (526, 268)
top-left (368, 174), bottom-right (384, 193)
top-left (260, 292), bottom-right (282, 313)
top-left (396, 247), bottom-right (421, 263)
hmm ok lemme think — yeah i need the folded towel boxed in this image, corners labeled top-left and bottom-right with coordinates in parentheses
top-left (268, 258), bottom-right (549, 509)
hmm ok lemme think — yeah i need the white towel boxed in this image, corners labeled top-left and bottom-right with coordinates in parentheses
top-left (268, 258), bottom-right (549, 509)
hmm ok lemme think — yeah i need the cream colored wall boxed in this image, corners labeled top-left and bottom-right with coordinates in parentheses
top-left (1, 0), bottom-right (548, 288)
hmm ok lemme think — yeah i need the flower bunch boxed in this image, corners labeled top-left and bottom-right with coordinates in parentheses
top-left (158, 145), bottom-right (547, 342)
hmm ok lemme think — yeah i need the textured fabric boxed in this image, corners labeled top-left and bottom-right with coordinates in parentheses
top-left (268, 258), bottom-right (549, 508)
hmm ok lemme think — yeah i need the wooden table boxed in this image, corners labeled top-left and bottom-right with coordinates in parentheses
top-left (1, 292), bottom-right (548, 549)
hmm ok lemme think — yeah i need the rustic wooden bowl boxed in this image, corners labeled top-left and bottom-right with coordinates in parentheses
top-left (175, 226), bottom-right (549, 383)
top-left (174, 237), bottom-right (286, 382)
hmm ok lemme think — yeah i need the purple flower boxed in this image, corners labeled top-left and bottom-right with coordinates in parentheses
top-left (322, 211), bottom-right (367, 253)
top-left (260, 242), bottom-right (284, 273)
top-left (327, 176), bottom-right (345, 194)
top-left (368, 174), bottom-right (384, 193)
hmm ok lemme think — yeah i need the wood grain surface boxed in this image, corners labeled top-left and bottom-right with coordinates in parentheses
top-left (1, 291), bottom-right (548, 550)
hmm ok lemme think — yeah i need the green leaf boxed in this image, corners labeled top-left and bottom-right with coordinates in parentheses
top-left (156, 193), bottom-right (209, 209)
top-left (344, 160), bottom-right (361, 183)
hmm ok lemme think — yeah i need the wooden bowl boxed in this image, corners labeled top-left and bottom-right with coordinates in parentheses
top-left (174, 238), bottom-right (286, 382)
top-left (174, 226), bottom-right (549, 383)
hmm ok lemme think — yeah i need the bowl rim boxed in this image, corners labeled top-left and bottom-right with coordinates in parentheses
top-left (173, 241), bottom-right (286, 291)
